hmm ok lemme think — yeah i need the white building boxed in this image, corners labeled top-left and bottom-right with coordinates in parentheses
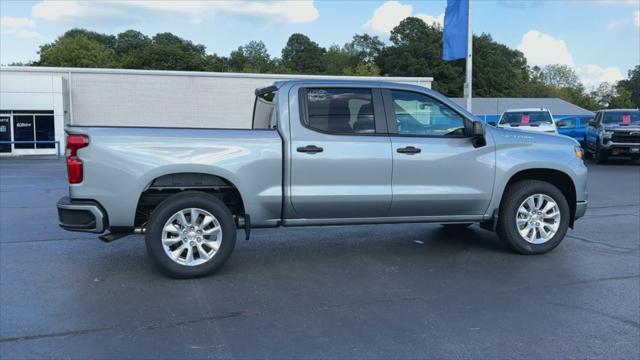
top-left (0, 66), bottom-right (433, 157)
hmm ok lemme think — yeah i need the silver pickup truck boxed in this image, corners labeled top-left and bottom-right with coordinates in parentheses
top-left (57, 80), bottom-right (588, 278)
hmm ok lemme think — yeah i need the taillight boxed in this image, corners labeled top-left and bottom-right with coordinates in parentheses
top-left (66, 134), bottom-right (89, 184)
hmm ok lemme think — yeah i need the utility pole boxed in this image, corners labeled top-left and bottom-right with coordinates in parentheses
top-left (465, 0), bottom-right (473, 112)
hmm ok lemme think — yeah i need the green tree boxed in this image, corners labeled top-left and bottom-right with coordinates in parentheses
top-left (228, 41), bottom-right (274, 73)
top-left (591, 82), bottom-right (634, 109)
top-left (115, 30), bottom-right (151, 54)
top-left (343, 34), bottom-right (384, 75)
top-left (323, 45), bottom-right (353, 75)
top-left (242, 41), bottom-right (273, 73)
top-left (38, 35), bottom-right (118, 68)
top-left (228, 46), bottom-right (247, 72)
top-left (616, 65), bottom-right (640, 108)
top-left (377, 18), bottom-right (529, 97)
top-left (130, 32), bottom-right (210, 71)
top-left (540, 64), bottom-right (581, 88)
top-left (281, 33), bottom-right (326, 74)
top-left (377, 17), bottom-right (464, 96)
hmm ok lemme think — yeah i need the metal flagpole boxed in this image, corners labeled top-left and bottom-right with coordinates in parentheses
top-left (465, 0), bottom-right (473, 112)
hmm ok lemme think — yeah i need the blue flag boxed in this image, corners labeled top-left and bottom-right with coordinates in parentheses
top-left (443, 0), bottom-right (469, 61)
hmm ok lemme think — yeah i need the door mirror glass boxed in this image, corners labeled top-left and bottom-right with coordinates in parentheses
top-left (556, 121), bottom-right (568, 128)
top-left (471, 121), bottom-right (484, 136)
top-left (589, 120), bottom-right (596, 127)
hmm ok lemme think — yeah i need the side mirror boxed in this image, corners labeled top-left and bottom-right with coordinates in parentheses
top-left (472, 121), bottom-right (485, 136)
top-left (556, 121), bottom-right (567, 128)
top-left (487, 121), bottom-right (497, 127)
top-left (589, 120), bottom-right (596, 127)
top-left (470, 121), bottom-right (485, 147)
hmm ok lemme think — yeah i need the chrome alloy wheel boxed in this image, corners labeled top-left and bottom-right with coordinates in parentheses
top-left (161, 208), bottom-right (222, 266)
top-left (516, 194), bottom-right (561, 244)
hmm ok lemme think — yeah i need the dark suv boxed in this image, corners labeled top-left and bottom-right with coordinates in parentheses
top-left (584, 109), bottom-right (640, 163)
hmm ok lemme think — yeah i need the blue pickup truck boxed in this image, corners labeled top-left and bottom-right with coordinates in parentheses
top-left (556, 115), bottom-right (592, 145)
top-left (584, 109), bottom-right (640, 163)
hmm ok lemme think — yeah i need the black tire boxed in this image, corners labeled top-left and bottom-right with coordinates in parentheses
top-left (145, 191), bottom-right (237, 278)
top-left (441, 223), bottom-right (473, 231)
top-left (496, 180), bottom-right (570, 255)
top-left (594, 145), bottom-right (608, 164)
top-left (583, 143), bottom-right (592, 159)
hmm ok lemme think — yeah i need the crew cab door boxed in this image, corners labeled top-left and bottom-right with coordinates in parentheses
top-left (287, 86), bottom-right (392, 220)
top-left (383, 89), bottom-right (495, 217)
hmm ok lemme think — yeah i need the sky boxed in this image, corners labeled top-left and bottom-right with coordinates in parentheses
top-left (1, 0), bottom-right (639, 89)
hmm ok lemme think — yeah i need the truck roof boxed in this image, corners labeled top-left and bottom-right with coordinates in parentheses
top-left (502, 108), bottom-right (551, 113)
top-left (599, 109), bottom-right (639, 112)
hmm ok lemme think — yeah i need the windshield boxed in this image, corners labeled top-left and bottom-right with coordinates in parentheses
top-left (499, 111), bottom-right (553, 126)
top-left (602, 111), bottom-right (640, 125)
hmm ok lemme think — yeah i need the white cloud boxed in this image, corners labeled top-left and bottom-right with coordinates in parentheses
top-left (634, 10), bottom-right (640, 27)
top-left (517, 30), bottom-right (574, 66)
top-left (576, 64), bottom-right (625, 88)
top-left (363, 1), bottom-right (443, 34)
top-left (589, 0), bottom-right (639, 5)
top-left (31, 0), bottom-right (319, 24)
top-left (0, 16), bottom-right (41, 38)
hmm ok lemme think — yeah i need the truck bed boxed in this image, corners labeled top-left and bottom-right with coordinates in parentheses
top-left (66, 126), bottom-right (283, 228)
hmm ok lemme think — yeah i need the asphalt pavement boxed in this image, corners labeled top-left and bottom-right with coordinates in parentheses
top-left (1, 156), bottom-right (638, 359)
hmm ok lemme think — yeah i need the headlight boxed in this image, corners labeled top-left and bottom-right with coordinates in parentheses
top-left (574, 145), bottom-right (584, 160)
top-left (603, 131), bottom-right (613, 139)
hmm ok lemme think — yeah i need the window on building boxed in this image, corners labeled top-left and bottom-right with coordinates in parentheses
top-left (304, 88), bottom-right (375, 135)
top-left (13, 115), bottom-right (35, 149)
top-left (0, 116), bottom-right (10, 153)
top-left (35, 115), bottom-right (55, 148)
top-left (1, 110), bottom-right (55, 151)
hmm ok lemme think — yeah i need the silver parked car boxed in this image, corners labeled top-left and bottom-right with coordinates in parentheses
top-left (57, 80), bottom-right (588, 278)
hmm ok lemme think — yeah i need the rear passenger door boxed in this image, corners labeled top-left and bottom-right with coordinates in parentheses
top-left (288, 87), bottom-right (393, 220)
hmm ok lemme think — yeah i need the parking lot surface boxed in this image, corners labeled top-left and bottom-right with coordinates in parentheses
top-left (1, 157), bottom-right (639, 359)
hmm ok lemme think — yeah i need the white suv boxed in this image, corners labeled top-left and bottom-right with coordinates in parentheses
top-left (497, 108), bottom-right (558, 134)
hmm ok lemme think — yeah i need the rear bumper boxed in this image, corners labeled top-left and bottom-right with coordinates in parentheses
top-left (575, 200), bottom-right (588, 220)
top-left (57, 196), bottom-right (106, 233)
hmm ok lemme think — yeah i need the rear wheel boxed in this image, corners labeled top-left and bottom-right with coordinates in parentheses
top-left (145, 191), bottom-right (237, 278)
top-left (496, 180), bottom-right (569, 254)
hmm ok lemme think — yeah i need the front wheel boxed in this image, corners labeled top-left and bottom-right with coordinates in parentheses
top-left (594, 145), bottom-right (608, 164)
top-left (145, 191), bottom-right (237, 278)
top-left (496, 180), bottom-right (570, 254)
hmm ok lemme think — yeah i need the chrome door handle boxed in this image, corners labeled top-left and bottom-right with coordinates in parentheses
top-left (397, 146), bottom-right (421, 155)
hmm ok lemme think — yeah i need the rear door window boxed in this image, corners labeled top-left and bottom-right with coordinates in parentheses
top-left (303, 88), bottom-right (375, 135)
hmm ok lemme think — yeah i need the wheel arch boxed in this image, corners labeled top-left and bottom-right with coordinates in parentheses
top-left (134, 169), bottom-right (246, 228)
top-left (500, 168), bottom-right (577, 227)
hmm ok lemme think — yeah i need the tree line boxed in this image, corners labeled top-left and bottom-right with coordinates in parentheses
top-left (15, 17), bottom-right (640, 110)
